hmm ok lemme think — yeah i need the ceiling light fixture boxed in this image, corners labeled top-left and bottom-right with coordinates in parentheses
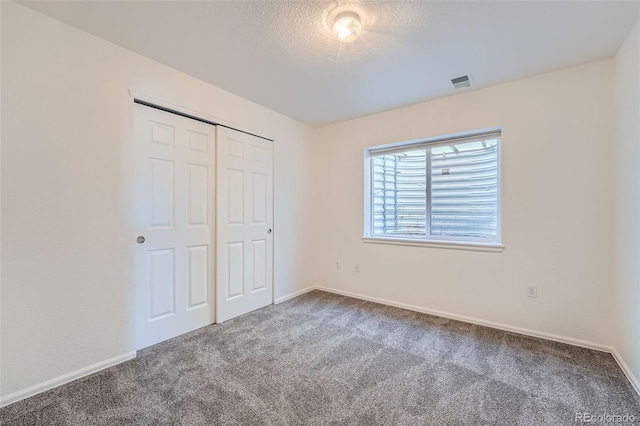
top-left (332, 11), bottom-right (362, 43)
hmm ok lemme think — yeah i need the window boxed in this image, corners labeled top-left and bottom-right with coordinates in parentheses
top-left (363, 130), bottom-right (502, 249)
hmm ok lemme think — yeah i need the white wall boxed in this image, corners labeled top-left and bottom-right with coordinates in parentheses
top-left (614, 19), bottom-right (640, 389)
top-left (312, 59), bottom-right (616, 347)
top-left (1, 0), bottom-right (635, 405)
top-left (0, 1), bottom-right (314, 399)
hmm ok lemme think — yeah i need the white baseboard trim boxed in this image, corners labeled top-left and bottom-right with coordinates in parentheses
top-left (314, 286), bottom-right (611, 353)
top-left (274, 286), bottom-right (316, 304)
top-left (0, 351), bottom-right (137, 408)
top-left (3, 287), bottom-right (638, 409)
top-left (610, 347), bottom-right (640, 396)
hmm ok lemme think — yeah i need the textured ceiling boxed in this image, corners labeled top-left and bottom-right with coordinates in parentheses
top-left (21, 1), bottom-right (640, 127)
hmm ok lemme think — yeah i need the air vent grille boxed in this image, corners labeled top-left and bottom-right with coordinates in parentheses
top-left (451, 75), bottom-right (471, 89)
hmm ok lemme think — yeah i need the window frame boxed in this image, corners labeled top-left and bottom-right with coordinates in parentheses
top-left (363, 128), bottom-right (504, 252)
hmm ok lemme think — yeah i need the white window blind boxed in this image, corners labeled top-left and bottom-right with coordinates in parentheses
top-left (367, 131), bottom-right (501, 245)
top-left (372, 149), bottom-right (427, 236)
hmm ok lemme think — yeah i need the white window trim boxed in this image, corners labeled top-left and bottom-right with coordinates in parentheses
top-left (363, 128), bottom-right (503, 252)
top-left (362, 236), bottom-right (504, 252)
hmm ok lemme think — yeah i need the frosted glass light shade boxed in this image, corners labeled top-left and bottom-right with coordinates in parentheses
top-left (332, 11), bottom-right (362, 42)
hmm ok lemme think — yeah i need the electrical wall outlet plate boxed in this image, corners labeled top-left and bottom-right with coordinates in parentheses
top-left (527, 286), bottom-right (537, 298)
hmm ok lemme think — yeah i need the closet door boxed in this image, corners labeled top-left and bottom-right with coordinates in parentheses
top-left (216, 127), bottom-right (273, 323)
top-left (134, 104), bottom-right (215, 349)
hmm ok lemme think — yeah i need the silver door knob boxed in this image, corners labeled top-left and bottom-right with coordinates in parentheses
top-left (137, 236), bottom-right (146, 244)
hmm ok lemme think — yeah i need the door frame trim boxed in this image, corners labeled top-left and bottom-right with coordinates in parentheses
top-left (128, 90), bottom-right (273, 141)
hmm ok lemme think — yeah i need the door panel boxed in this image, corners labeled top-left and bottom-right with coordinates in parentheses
top-left (227, 169), bottom-right (244, 224)
top-left (135, 105), bottom-right (215, 349)
top-left (150, 159), bottom-right (174, 227)
top-left (149, 249), bottom-right (175, 319)
top-left (188, 130), bottom-right (209, 153)
top-left (187, 245), bottom-right (209, 309)
top-left (252, 172), bottom-right (267, 224)
top-left (252, 240), bottom-right (267, 291)
top-left (217, 127), bottom-right (273, 322)
top-left (188, 164), bottom-right (208, 226)
top-left (227, 242), bottom-right (244, 298)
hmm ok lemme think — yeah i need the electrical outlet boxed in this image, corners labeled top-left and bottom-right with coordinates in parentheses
top-left (354, 264), bottom-right (360, 272)
top-left (336, 261), bottom-right (341, 270)
top-left (527, 286), bottom-right (537, 298)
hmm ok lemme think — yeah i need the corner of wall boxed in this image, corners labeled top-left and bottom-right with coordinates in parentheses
top-left (613, 17), bottom-right (640, 396)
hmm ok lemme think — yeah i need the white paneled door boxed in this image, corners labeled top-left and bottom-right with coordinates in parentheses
top-left (134, 105), bottom-right (215, 349)
top-left (216, 127), bottom-right (273, 323)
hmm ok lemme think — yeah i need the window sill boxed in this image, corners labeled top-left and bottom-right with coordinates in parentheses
top-left (361, 236), bottom-right (505, 253)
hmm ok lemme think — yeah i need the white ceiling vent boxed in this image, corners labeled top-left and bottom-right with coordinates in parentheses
top-left (451, 75), bottom-right (472, 89)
